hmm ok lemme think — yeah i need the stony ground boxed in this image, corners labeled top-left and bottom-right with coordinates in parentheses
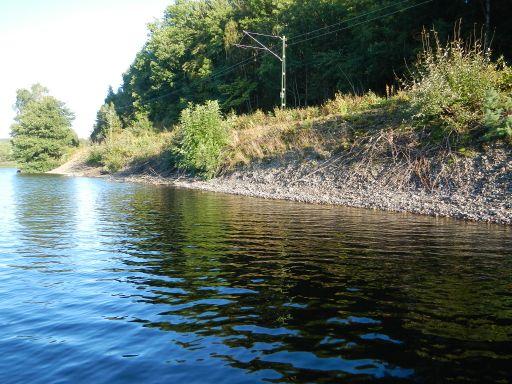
top-left (50, 145), bottom-right (512, 225)
top-left (47, 148), bottom-right (104, 177)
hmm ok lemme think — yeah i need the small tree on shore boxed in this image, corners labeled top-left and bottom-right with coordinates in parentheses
top-left (10, 84), bottom-right (78, 173)
top-left (174, 100), bottom-right (230, 178)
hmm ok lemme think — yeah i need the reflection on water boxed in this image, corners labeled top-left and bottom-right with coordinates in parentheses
top-left (0, 167), bottom-right (511, 383)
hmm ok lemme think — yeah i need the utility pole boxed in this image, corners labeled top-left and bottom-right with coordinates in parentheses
top-left (281, 35), bottom-right (286, 109)
top-left (236, 30), bottom-right (287, 109)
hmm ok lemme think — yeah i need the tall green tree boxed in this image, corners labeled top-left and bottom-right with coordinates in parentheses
top-left (91, 102), bottom-right (123, 142)
top-left (10, 84), bottom-right (78, 173)
top-left (95, 0), bottom-right (512, 137)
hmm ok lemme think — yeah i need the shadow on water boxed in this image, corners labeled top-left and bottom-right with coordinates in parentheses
top-left (0, 168), bottom-right (511, 383)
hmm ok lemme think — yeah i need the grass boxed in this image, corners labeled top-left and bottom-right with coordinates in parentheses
top-left (406, 27), bottom-right (512, 145)
top-left (87, 129), bottom-right (174, 173)
top-left (221, 92), bottom-right (410, 171)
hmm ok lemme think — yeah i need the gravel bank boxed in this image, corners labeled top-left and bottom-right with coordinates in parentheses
top-left (50, 145), bottom-right (512, 225)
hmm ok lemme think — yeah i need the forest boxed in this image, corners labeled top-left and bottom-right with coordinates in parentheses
top-left (9, 0), bottom-right (510, 176)
top-left (93, 0), bottom-right (510, 136)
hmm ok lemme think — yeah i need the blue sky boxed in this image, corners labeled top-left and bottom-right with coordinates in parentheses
top-left (0, 0), bottom-right (170, 138)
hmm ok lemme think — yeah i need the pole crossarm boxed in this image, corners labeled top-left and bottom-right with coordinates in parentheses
top-left (243, 31), bottom-right (280, 38)
top-left (242, 31), bottom-right (283, 61)
top-left (235, 30), bottom-right (287, 109)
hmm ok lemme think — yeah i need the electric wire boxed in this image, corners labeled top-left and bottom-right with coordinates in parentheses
top-left (112, 0), bottom-right (433, 112)
top-left (113, 54), bottom-right (261, 112)
top-left (289, 0), bottom-right (434, 46)
top-left (289, 0), bottom-right (417, 41)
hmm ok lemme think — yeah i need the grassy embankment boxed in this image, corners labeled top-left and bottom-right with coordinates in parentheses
top-left (85, 33), bottom-right (511, 188)
top-left (0, 139), bottom-right (15, 167)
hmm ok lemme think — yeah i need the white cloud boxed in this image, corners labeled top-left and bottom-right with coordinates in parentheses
top-left (0, 1), bottom-right (169, 138)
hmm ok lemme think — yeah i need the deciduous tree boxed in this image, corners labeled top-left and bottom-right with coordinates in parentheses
top-left (10, 85), bottom-right (78, 173)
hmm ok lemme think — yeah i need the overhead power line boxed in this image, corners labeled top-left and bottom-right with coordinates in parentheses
top-left (235, 31), bottom-right (287, 108)
top-left (114, 54), bottom-right (260, 112)
top-left (289, 0), bottom-right (418, 41)
top-left (289, 0), bottom-right (434, 46)
top-left (112, 0), bottom-right (434, 113)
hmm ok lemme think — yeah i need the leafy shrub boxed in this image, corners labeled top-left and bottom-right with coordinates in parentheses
top-left (406, 28), bottom-right (509, 142)
top-left (86, 146), bottom-right (104, 166)
top-left (126, 111), bottom-right (155, 136)
top-left (483, 89), bottom-right (512, 142)
top-left (173, 100), bottom-right (230, 178)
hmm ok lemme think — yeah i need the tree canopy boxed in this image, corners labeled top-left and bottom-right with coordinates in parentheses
top-left (95, 0), bottom-right (510, 137)
top-left (10, 84), bottom-right (78, 173)
top-left (91, 101), bottom-right (123, 142)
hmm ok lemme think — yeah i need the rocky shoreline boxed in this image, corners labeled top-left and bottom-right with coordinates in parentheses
top-left (50, 145), bottom-right (512, 225)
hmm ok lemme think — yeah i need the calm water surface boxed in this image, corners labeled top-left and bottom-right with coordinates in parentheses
top-left (0, 167), bottom-right (511, 383)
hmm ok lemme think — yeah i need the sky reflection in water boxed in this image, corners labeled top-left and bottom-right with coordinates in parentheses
top-left (0, 168), bottom-right (511, 383)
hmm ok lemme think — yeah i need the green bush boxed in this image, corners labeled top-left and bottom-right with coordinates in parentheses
top-left (173, 100), bottom-right (230, 178)
top-left (407, 29), bottom-right (510, 143)
top-left (483, 89), bottom-right (512, 142)
top-left (126, 111), bottom-right (156, 136)
top-left (86, 146), bottom-right (104, 166)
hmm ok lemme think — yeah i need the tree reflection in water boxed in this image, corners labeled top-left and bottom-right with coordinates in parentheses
top-left (103, 185), bottom-right (512, 383)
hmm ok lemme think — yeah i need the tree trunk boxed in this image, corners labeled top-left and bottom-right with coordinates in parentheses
top-left (484, 0), bottom-right (491, 48)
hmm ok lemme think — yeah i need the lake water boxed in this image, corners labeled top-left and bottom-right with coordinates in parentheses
top-left (0, 167), bottom-right (511, 383)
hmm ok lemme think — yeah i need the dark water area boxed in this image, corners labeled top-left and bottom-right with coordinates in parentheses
top-left (0, 167), bottom-right (511, 383)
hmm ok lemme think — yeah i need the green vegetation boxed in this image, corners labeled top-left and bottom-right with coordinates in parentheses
top-left (172, 101), bottom-right (230, 177)
top-left (90, 102), bottom-right (122, 142)
top-left (87, 27), bottom-right (511, 179)
top-left (87, 101), bottom-right (231, 178)
top-left (10, 84), bottom-right (78, 173)
top-left (88, 126), bottom-right (173, 174)
top-left (407, 28), bottom-right (512, 144)
top-left (0, 139), bottom-right (14, 166)
top-left (7, 2), bottom-right (508, 178)
top-left (484, 90), bottom-right (512, 141)
top-left (83, 0), bottom-right (510, 180)
top-left (98, 0), bottom-right (510, 130)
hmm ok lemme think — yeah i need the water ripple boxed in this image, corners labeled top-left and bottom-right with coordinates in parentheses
top-left (0, 168), bottom-right (511, 383)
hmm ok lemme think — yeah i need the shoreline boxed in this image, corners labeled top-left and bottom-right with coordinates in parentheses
top-left (48, 149), bottom-right (512, 225)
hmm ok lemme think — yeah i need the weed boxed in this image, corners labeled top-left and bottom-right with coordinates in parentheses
top-left (172, 100), bottom-right (230, 178)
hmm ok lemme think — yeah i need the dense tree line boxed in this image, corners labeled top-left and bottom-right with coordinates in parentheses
top-left (94, 0), bottom-right (511, 139)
